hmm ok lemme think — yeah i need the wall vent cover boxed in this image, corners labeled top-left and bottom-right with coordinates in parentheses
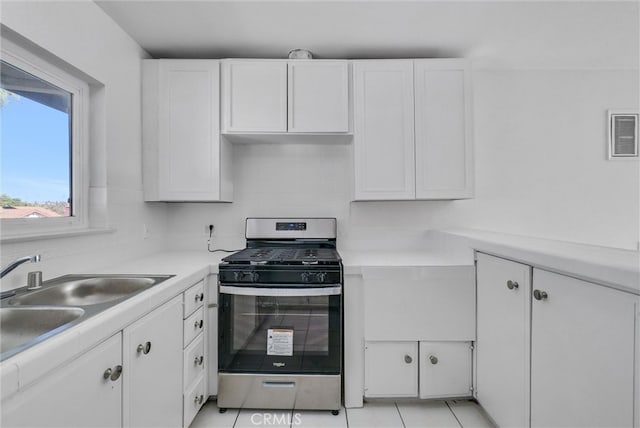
top-left (608, 111), bottom-right (638, 159)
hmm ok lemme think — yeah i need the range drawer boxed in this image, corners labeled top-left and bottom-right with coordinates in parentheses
top-left (184, 307), bottom-right (205, 347)
top-left (184, 280), bottom-right (205, 319)
top-left (184, 334), bottom-right (205, 389)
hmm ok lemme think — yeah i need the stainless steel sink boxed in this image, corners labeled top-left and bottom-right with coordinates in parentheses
top-left (0, 307), bottom-right (85, 360)
top-left (9, 274), bottom-right (173, 307)
top-left (1, 274), bottom-right (174, 361)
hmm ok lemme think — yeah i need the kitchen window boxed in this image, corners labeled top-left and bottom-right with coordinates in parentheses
top-left (0, 37), bottom-right (89, 238)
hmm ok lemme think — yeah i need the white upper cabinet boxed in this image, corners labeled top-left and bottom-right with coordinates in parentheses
top-left (353, 60), bottom-right (416, 200)
top-left (143, 59), bottom-right (232, 202)
top-left (414, 59), bottom-right (474, 199)
top-left (353, 59), bottom-right (474, 201)
top-left (288, 61), bottom-right (350, 133)
top-left (221, 59), bottom-right (350, 134)
top-left (222, 60), bottom-right (288, 132)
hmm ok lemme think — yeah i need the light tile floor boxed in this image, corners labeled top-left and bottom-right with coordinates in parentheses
top-left (190, 399), bottom-right (495, 428)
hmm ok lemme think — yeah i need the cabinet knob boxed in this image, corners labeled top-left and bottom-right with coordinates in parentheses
top-left (506, 280), bottom-right (519, 290)
top-left (194, 355), bottom-right (204, 366)
top-left (137, 341), bottom-right (152, 355)
top-left (195, 293), bottom-right (204, 303)
top-left (195, 319), bottom-right (203, 329)
top-left (194, 394), bottom-right (204, 405)
top-left (110, 365), bottom-right (123, 381)
top-left (103, 365), bottom-right (122, 381)
top-left (533, 289), bottom-right (548, 301)
top-left (429, 355), bottom-right (438, 365)
top-left (404, 354), bottom-right (413, 364)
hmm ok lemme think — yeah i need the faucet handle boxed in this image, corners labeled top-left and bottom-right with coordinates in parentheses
top-left (27, 271), bottom-right (43, 290)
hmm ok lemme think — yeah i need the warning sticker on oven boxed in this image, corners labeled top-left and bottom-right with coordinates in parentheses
top-left (267, 328), bottom-right (294, 356)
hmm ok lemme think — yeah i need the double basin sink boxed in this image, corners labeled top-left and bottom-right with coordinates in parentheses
top-left (0, 274), bottom-right (174, 361)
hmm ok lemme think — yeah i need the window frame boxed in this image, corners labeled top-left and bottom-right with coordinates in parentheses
top-left (1, 37), bottom-right (89, 238)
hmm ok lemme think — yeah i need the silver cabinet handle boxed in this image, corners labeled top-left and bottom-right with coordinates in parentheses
top-left (506, 280), bottom-right (519, 290)
top-left (195, 293), bottom-right (204, 303)
top-left (533, 289), bottom-right (548, 301)
top-left (429, 355), bottom-right (438, 365)
top-left (194, 355), bottom-right (204, 366)
top-left (194, 394), bottom-right (204, 405)
top-left (404, 354), bottom-right (413, 364)
top-left (110, 365), bottom-right (123, 381)
top-left (103, 365), bottom-right (122, 381)
top-left (194, 319), bottom-right (203, 329)
top-left (137, 341), bottom-right (151, 355)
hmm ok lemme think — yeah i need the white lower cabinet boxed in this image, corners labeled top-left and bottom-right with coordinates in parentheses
top-left (362, 265), bottom-right (476, 400)
top-left (2, 333), bottom-right (123, 428)
top-left (364, 340), bottom-right (472, 399)
top-left (419, 341), bottom-right (472, 399)
top-left (123, 295), bottom-right (183, 428)
top-left (2, 279), bottom-right (210, 428)
top-left (182, 280), bottom-right (207, 427)
top-left (476, 252), bottom-right (638, 427)
top-left (365, 341), bottom-right (418, 398)
top-left (476, 253), bottom-right (531, 427)
top-left (530, 269), bottom-right (636, 428)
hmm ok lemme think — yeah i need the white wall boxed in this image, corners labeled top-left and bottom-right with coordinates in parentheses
top-left (0, 1), bottom-right (168, 290)
top-left (471, 68), bottom-right (639, 249)
top-left (166, 67), bottom-right (639, 252)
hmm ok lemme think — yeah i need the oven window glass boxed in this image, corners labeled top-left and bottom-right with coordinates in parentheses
top-left (219, 293), bottom-right (341, 374)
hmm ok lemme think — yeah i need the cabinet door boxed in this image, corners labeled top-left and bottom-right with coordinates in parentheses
top-left (123, 296), bottom-right (183, 428)
top-left (419, 341), bottom-right (472, 399)
top-left (531, 269), bottom-right (636, 427)
top-left (222, 60), bottom-right (287, 132)
top-left (143, 59), bottom-right (228, 201)
top-left (288, 61), bottom-right (349, 132)
top-left (476, 253), bottom-right (531, 428)
top-left (364, 341), bottom-right (418, 398)
top-left (353, 60), bottom-right (415, 200)
top-left (414, 59), bottom-right (473, 200)
top-left (2, 333), bottom-right (122, 427)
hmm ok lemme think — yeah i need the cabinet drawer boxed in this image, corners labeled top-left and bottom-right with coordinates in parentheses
top-left (184, 333), bottom-right (205, 390)
top-left (183, 373), bottom-right (206, 428)
top-left (184, 280), bottom-right (205, 318)
top-left (419, 341), bottom-right (472, 399)
top-left (184, 307), bottom-right (205, 347)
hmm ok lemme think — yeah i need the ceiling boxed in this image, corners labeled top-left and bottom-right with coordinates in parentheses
top-left (95, 1), bottom-right (639, 69)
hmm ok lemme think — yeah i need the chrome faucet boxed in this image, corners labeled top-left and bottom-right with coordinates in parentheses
top-left (1, 255), bottom-right (41, 279)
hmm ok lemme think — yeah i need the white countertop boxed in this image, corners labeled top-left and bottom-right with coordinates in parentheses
top-left (340, 249), bottom-right (473, 276)
top-left (436, 229), bottom-right (640, 295)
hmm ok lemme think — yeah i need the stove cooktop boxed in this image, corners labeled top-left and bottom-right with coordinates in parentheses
top-left (222, 247), bottom-right (341, 266)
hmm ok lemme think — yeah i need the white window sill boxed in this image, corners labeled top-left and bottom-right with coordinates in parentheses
top-left (0, 227), bottom-right (116, 244)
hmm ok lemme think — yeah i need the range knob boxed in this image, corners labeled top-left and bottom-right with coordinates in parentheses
top-left (233, 271), bottom-right (259, 282)
top-left (301, 272), bottom-right (327, 283)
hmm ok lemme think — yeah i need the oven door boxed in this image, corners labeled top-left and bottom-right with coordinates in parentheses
top-left (218, 285), bottom-right (342, 375)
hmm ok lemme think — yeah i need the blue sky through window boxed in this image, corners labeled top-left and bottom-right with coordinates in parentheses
top-left (1, 92), bottom-right (70, 204)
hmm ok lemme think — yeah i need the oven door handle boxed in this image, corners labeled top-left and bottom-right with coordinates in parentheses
top-left (219, 285), bottom-right (342, 297)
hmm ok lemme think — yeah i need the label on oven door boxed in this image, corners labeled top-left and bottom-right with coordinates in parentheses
top-left (267, 328), bottom-right (294, 356)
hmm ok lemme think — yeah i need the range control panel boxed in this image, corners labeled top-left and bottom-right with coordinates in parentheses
top-left (276, 222), bottom-right (307, 231)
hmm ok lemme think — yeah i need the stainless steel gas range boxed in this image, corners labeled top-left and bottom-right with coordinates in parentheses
top-left (217, 218), bottom-right (342, 414)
